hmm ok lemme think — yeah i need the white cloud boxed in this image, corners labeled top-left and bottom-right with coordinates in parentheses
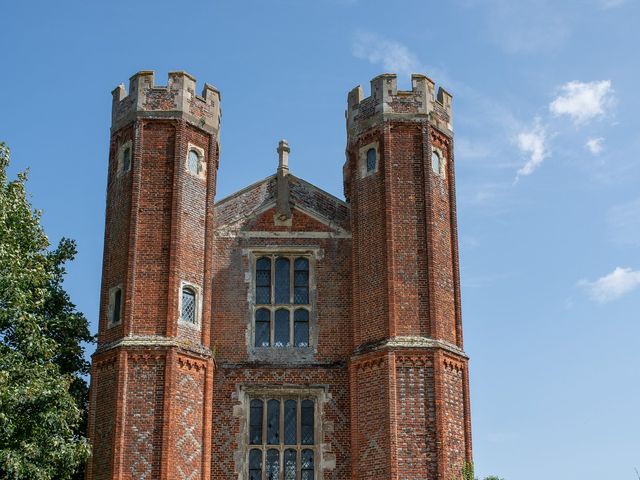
top-left (351, 32), bottom-right (423, 77)
top-left (607, 198), bottom-right (640, 247)
top-left (585, 137), bottom-right (605, 155)
top-left (579, 267), bottom-right (640, 303)
top-left (515, 119), bottom-right (548, 179)
top-left (549, 80), bottom-right (614, 124)
top-left (599, 0), bottom-right (626, 9)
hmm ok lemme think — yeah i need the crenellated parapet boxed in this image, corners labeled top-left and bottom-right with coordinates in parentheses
top-left (111, 70), bottom-right (221, 134)
top-left (346, 73), bottom-right (452, 139)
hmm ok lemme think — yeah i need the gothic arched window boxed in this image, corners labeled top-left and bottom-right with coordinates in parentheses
top-left (432, 151), bottom-right (441, 176)
top-left (366, 147), bottom-right (376, 172)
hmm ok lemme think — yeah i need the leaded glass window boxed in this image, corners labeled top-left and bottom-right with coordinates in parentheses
top-left (301, 450), bottom-right (314, 480)
top-left (181, 286), bottom-right (196, 324)
top-left (250, 400), bottom-right (263, 445)
top-left (188, 149), bottom-right (201, 175)
top-left (256, 258), bottom-right (271, 304)
top-left (293, 259), bottom-right (309, 304)
top-left (250, 449), bottom-right (263, 480)
top-left (275, 258), bottom-right (290, 304)
top-left (266, 449), bottom-right (280, 480)
top-left (255, 308), bottom-right (271, 347)
top-left (301, 400), bottom-right (314, 445)
top-left (274, 309), bottom-right (290, 347)
top-left (110, 287), bottom-right (122, 325)
top-left (366, 147), bottom-right (376, 172)
top-left (253, 254), bottom-right (312, 349)
top-left (294, 309), bottom-right (309, 347)
top-left (432, 151), bottom-right (441, 176)
top-left (247, 395), bottom-right (317, 480)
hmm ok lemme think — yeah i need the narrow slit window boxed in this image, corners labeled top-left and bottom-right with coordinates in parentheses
top-left (294, 258), bottom-right (309, 304)
top-left (249, 400), bottom-right (264, 445)
top-left (122, 147), bottom-right (131, 173)
top-left (274, 309), bottom-right (290, 347)
top-left (112, 288), bottom-right (122, 324)
top-left (267, 399), bottom-right (280, 445)
top-left (181, 287), bottom-right (196, 324)
top-left (366, 147), bottom-right (376, 172)
top-left (294, 309), bottom-right (309, 347)
top-left (255, 309), bottom-right (271, 347)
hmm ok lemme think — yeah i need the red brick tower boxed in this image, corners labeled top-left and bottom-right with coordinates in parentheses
top-left (86, 71), bottom-right (220, 480)
top-left (345, 74), bottom-right (472, 479)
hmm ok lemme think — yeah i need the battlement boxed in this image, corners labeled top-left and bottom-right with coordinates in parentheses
top-left (346, 73), bottom-right (452, 137)
top-left (111, 71), bottom-right (221, 133)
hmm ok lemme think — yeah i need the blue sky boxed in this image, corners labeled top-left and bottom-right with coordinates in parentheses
top-left (1, 0), bottom-right (639, 478)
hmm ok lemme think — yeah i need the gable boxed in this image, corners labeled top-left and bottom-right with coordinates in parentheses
top-left (214, 174), bottom-right (350, 237)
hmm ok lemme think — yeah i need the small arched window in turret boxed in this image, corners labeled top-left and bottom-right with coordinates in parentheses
top-left (181, 286), bottom-right (196, 324)
top-left (432, 151), bottom-right (441, 176)
top-left (366, 147), bottom-right (376, 172)
top-left (188, 149), bottom-right (202, 176)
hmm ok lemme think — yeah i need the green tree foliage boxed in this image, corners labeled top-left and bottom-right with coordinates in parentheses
top-left (0, 143), bottom-right (93, 479)
top-left (460, 462), bottom-right (504, 480)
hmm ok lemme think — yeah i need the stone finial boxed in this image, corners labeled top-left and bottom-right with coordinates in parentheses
top-left (275, 139), bottom-right (292, 225)
top-left (277, 139), bottom-right (290, 172)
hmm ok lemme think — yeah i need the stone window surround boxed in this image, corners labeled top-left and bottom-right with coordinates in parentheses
top-left (234, 385), bottom-right (334, 480)
top-left (358, 140), bottom-right (379, 178)
top-left (116, 140), bottom-right (132, 176)
top-left (178, 280), bottom-right (202, 331)
top-left (186, 143), bottom-right (207, 180)
top-left (107, 284), bottom-right (123, 327)
top-left (244, 247), bottom-right (322, 362)
top-left (431, 146), bottom-right (447, 179)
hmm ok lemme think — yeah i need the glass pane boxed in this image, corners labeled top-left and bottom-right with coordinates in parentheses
top-left (255, 309), bottom-right (270, 347)
top-left (301, 400), bottom-right (314, 445)
top-left (112, 289), bottom-right (121, 324)
top-left (249, 449), bottom-right (263, 480)
top-left (294, 309), bottom-right (309, 347)
top-left (188, 150), bottom-right (200, 174)
top-left (294, 258), bottom-right (309, 304)
top-left (267, 399), bottom-right (280, 445)
top-left (284, 449), bottom-right (296, 480)
top-left (301, 449), bottom-right (314, 480)
top-left (294, 287), bottom-right (308, 305)
top-left (249, 400), bottom-right (263, 445)
top-left (274, 309), bottom-right (290, 347)
top-left (266, 449), bottom-right (280, 480)
top-left (432, 152), bottom-right (440, 175)
top-left (366, 148), bottom-right (376, 172)
top-left (275, 257), bottom-right (290, 304)
top-left (123, 148), bottom-right (131, 172)
top-left (294, 257), bottom-right (309, 272)
top-left (181, 288), bottom-right (196, 323)
top-left (284, 400), bottom-right (297, 444)
top-left (256, 257), bottom-right (271, 304)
